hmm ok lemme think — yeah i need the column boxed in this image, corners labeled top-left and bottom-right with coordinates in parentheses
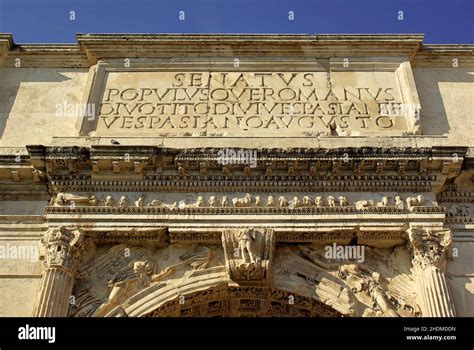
top-left (407, 227), bottom-right (456, 317)
top-left (33, 227), bottom-right (84, 317)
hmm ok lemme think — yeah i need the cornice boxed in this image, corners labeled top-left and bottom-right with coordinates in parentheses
top-left (1, 33), bottom-right (472, 67)
top-left (413, 44), bottom-right (474, 67)
top-left (0, 33), bottom-right (87, 68)
top-left (0, 34), bottom-right (13, 63)
top-left (77, 33), bottom-right (424, 64)
top-left (18, 145), bottom-right (467, 184)
top-left (422, 44), bottom-right (474, 53)
top-left (45, 205), bottom-right (445, 216)
top-left (0, 145), bottom-right (460, 197)
top-left (49, 176), bottom-right (434, 193)
top-left (439, 184), bottom-right (474, 203)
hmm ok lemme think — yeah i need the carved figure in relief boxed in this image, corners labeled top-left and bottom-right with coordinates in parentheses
top-left (232, 193), bottom-right (252, 207)
top-left (292, 196), bottom-right (302, 208)
top-left (386, 289), bottom-right (421, 317)
top-left (190, 196), bottom-right (205, 208)
top-left (104, 195), bottom-right (114, 207)
top-left (338, 196), bottom-right (350, 207)
top-left (222, 228), bottom-right (273, 283)
top-left (394, 195), bottom-right (404, 209)
top-left (367, 272), bottom-right (399, 317)
top-left (339, 264), bottom-right (406, 317)
top-left (355, 200), bottom-right (375, 210)
top-left (135, 196), bottom-right (145, 208)
top-left (54, 193), bottom-right (97, 207)
top-left (179, 246), bottom-right (212, 270)
top-left (95, 259), bottom-right (174, 317)
top-left (147, 199), bottom-right (162, 207)
top-left (221, 195), bottom-right (228, 207)
top-left (303, 196), bottom-right (312, 207)
top-left (119, 196), bottom-right (128, 208)
top-left (254, 196), bottom-right (261, 207)
top-left (315, 196), bottom-right (323, 208)
top-left (208, 195), bottom-right (218, 207)
top-left (146, 199), bottom-right (178, 209)
top-left (95, 260), bottom-right (152, 315)
top-left (279, 196), bottom-right (288, 208)
top-left (338, 264), bottom-right (366, 292)
top-left (379, 196), bottom-right (389, 207)
top-left (237, 228), bottom-right (260, 264)
top-left (267, 196), bottom-right (275, 207)
top-left (406, 195), bottom-right (424, 210)
top-left (327, 195), bottom-right (336, 208)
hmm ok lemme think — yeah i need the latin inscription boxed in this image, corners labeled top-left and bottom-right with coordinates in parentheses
top-left (96, 72), bottom-right (410, 136)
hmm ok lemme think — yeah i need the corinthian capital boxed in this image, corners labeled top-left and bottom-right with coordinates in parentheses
top-left (41, 227), bottom-right (85, 272)
top-left (406, 227), bottom-right (452, 271)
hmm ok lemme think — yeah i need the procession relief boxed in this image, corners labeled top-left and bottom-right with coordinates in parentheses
top-left (50, 191), bottom-right (447, 212)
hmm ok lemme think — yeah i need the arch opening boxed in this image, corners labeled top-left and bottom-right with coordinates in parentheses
top-left (141, 285), bottom-right (342, 317)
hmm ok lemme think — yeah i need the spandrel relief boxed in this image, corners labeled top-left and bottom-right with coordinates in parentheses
top-left (272, 244), bottom-right (420, 317)
top-left (69, 243), bottom-right (223, 317)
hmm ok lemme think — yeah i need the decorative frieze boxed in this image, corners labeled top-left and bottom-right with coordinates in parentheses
top-left (48, 191), bottom-right (440, 212)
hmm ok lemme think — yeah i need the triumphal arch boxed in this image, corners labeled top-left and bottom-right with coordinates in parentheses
top-left (0, 34), bottom-right (472, 317)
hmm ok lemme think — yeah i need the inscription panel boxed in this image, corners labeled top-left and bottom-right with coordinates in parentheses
top-left (84, 62), bottom-right (420, 137)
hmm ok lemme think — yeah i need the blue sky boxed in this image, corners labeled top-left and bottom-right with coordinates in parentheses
top-left (0, 0), bottom-right (473, 43)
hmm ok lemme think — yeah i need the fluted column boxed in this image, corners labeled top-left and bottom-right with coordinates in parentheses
top-left (407, 227), bottom-right (456, 317)
top-left (33, 227), bottom-right (84, 317)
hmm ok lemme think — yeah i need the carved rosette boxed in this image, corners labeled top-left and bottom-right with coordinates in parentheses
top-left (41, 227), bottom-right (85, 273)
top-left (407, 227), bottom-right (452, 271)
top-left (222, 228), bottom-right (275, 285)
